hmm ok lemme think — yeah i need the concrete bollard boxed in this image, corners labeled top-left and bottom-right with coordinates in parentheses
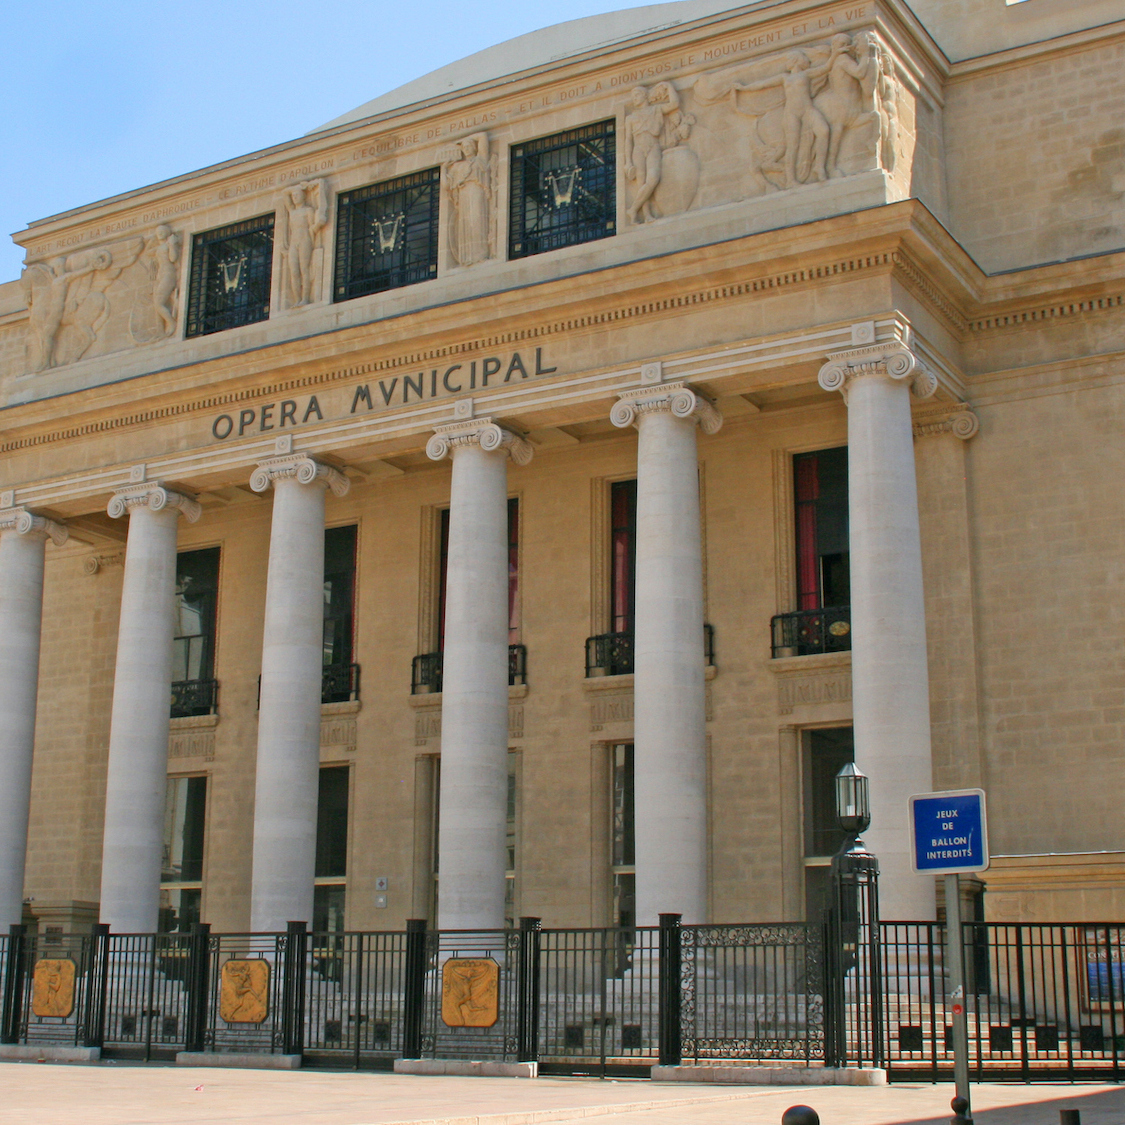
top-left (950, 1095), bottom-right (972, 1124)
top-left (781, 1108), bottom-right (820, 1125)
top-left (1059, 1111), bottom-right (1081, 1125)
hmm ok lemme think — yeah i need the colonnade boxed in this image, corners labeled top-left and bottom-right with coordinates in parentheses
top-left (0, 337), bottom-right (945, 932)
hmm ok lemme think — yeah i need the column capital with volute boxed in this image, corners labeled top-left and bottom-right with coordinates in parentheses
top-left (0, 506), bottom-right (68, 546)
top-left (426, 418), bottom-right (534, 465)
top-left (611, 382), bottom-right (723, 434)
top-left (107, 482), bottom-right (201, 523)
top-left (817, 342), bottom-right (938, 403)
top-left (250, 453), bottom-right (350, 496)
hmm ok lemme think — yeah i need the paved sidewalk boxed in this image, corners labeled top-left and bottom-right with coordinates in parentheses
top-left (0, 1063), bottom-right (1120, 1125)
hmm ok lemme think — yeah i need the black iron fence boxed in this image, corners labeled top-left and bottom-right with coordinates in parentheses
top-left (585, 625), bottom-right (715, 678)
top-left (170, 679), bottom-right (219, 719)
top-left (2, 917), bottom-right (1121, 1081)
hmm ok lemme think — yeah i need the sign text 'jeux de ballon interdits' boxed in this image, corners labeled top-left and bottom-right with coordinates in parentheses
top-left (210, 348), bottom-right (558, 441)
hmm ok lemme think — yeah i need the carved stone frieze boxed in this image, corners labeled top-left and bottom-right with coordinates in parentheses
top-left (693, 31), bottom-right (898, 195)
top-left (278, 180), bottom-right (328, 309)
top-left (625, 82), bottom-right (698, 223)
top-left (442, 134), bottom-right (494, 266)
top-left (130, 226), bottom-right (181, 343)
top-left (410, 691), bottom-right (525, 745)
top-left (769, 652), bottom-right (853, 716)
top-left (168, 714), bottom-right (218, 762)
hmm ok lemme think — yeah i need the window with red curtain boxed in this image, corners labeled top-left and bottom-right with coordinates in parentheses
top-left (793, 448), bottom-right (849, 610)
top-left (610, 480), bottom-right (637, 634)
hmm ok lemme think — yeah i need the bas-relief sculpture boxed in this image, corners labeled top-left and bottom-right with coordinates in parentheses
top-left (440, 957), bottom-right (500, 1028)
top-left (442, 134), bottom-right (494, 267)
top-left (31, 958), bottom-right (77, 1018)
top-left (625, 81), bottom-right (699, 223)
top-left (694, 31), bottom-right (898, 194)
top-left (130, 225), bottom-right (181, 343)
top-left (219, 958), bottom-right (270, 1023)
top-left (279, 179), bottom-right (328, 308)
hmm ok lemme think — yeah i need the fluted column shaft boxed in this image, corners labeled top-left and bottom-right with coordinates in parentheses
top-left (427, 419), bottom-right (531, 931)
top-left (249, 454), bottom-right (349, 932)
top-left (819, 342), bottom-right (938, 920)
top-left (101, 484), bottom-right (199, 933)
top-left (0, 508), bottom-right (66, 929)
top-left (612, 384), bottom-right (721, 925)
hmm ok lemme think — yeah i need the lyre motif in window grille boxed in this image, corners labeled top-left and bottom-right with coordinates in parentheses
top-left (545, 166), bottom-right (581, 208)
top-left (219, 254), bottom-right (248, 293)
top-left (371, 212), bottom-right (405, 253)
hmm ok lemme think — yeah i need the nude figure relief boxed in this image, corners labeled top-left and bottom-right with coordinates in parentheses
top-left (624, 81), bottom-right (699, 223)
top-left (130, 225), bottom-right (181, 343)
top-left (278, 179), bottom-right (329, 308)
top-left (442, 133), bottom-right (494, 267)
top-left (23, 237), bottom-right (144, 372)
top-left (693, 32), bottom-right (899, 195)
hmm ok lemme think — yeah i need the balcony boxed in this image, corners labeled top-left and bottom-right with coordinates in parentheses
top-left (170, 679), bottom-right (218, 719)
top-left (585, 625), bottom-right (715, 678)
top-left (322, 662), bottom-right (361, 704)
top-left (770, 607), bottom-right (851, 658)
top-left (411, 644), bottom-right (528, 695)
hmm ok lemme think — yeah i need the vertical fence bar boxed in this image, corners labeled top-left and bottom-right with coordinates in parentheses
top-left (1, 924), bottom-right (25, 1044)
top-left (517, 917), bottom-right (541, 1063)
top-left (402, 919), bottom-right (427, 1059)
top-left (83, 923), bottom-right (110, 1050)
top-left (184, 922), bottom-right (211, 1053)
top-left (658, 913), bottom-right (682, 1066)
top-left (282, 921), bottom-right (307, 1057)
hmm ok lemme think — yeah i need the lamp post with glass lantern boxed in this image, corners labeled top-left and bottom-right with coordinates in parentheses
top-left (824, 762), bottom-right (883, 1069)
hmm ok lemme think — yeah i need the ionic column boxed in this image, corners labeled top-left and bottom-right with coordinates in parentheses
top-left (101, 483), bottom-right (200, 933)
top-left (611, 382), bottom-right (722, 925)
top-left (0, 506), bottom-right (67, 930)
top-left (426, 419), bottom-right (532, 931)
top-left (249, 451), bottom-right (349, 933)
top-left (818, 338), bottom-right (939, 920)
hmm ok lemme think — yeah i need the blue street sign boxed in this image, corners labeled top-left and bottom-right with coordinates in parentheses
top-left (909, 789), bottom-right (990, 874)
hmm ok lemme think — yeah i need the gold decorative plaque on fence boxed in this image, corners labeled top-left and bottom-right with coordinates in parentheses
top-left (441, 957), bottom-right (500, 1028)
top-left (219, 959), bottom-right (270, 1023)
top-left (31, 958), bottom-right (76, 1018)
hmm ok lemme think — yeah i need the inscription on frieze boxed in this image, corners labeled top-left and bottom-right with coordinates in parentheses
top-left (169, 730), bottom-right (215, 762)
top-left (321, 716), bottom-right (357, 753)
top-left (777, 671), bottom-right (852, 715)
top-left (590, 693), bottom-right (634, 732)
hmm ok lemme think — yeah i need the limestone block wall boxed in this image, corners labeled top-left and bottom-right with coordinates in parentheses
top-left (944, 35), bottom-right (1125, 272)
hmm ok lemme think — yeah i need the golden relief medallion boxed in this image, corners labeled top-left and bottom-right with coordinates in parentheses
top-left (31, 958), bottom-right (76, 1018)
top-left (441, 957), bottom-right (500, 1028)
top-left (219, 959), bottom-right (270, 1024)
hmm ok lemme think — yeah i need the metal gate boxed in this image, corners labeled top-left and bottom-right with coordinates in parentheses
top-left (883, 922), bottom-right (1125, 1081)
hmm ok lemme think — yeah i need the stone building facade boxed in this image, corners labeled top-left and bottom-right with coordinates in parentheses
top-left (1, 0), bottom-right (1123, 938)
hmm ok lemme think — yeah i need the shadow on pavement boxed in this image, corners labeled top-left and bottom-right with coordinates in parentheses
top-left (885, 1087), bottom-right (1125, 1125)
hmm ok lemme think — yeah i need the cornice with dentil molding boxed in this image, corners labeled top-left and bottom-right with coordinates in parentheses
top-left (610, 382), bottom-right (723, 434)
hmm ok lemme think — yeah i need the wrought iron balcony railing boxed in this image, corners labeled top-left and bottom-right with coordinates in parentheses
top-left (411, 645), bottom-right (528, 695)
top-left (322, 662), bottom-right (361, 704)
top-left (770, 606), bottom-right (851, 658)
top-left (585, 625), bottom-right (715, 678)
top-left (170, 679), bottom-right (219, 719)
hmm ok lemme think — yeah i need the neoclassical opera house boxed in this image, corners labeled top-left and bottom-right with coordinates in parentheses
top-left (2, 0), bottom-right (1124, 943)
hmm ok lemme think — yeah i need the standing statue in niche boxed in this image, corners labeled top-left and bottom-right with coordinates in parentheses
top-left (694, 32), bottom-right (898, 194)
top-left (130, 225), bottom-right (181, 342)
top-left (442, 133), bottom-right (492, 267)
top-left (624, 81), bottom-right (698, 223)
top-left (23, 239), bottom-right (142, 371)
top-left (280, 179), bottom-right (328, 308)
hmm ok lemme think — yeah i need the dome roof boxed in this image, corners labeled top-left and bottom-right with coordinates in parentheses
top-left (313, 0), bottom-right (748, 132)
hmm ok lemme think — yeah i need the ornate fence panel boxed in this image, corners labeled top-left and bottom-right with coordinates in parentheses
top-left (200, 931), bottom-right (292, 1055)
top-left (883, 922), bottom-right (1124, 1082)
top-left (536, 926), bottom-right (661, 1075)
top-left (6, 930), bottom-right (100, 1048)
top-left (418, 929), bottom-right (521, 1061)
top-left (681, 923), bottom-right (825, 1064)
top-left (100, 933), bottom-right (191, 1058)
top-left (302, 930), bottom-right (407, 1067)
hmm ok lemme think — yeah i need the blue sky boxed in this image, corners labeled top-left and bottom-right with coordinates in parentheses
top-left (0, 0), bottom-right (660, 284)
